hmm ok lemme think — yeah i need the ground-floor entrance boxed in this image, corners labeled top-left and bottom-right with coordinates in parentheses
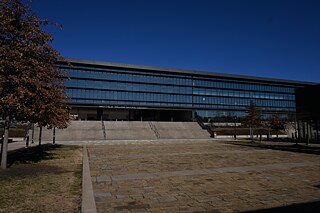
top-left (70, 107), bottom-right (192, 121)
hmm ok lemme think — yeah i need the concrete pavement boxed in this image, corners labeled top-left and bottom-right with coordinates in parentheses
top-left (87, 140), bottom-right (320, 212)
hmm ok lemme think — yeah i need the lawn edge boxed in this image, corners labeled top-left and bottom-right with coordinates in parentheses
top-left (81, 144), bottom-right (97, 213)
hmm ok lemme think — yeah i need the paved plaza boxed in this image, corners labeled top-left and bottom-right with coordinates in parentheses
top-left (87, 140), bottom-right (320, 212)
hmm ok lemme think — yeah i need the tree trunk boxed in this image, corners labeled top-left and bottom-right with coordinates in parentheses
top-left (24, 122), bottom-right (31, 148)
top-left (25, 128), bottom-right (29, 148)
top-left (31, 123), bottom-right (35, 144)
top-left (53, 127), bottom-right (56, 144)
top-left (39, 126), bottom-right (42, 146)
top-left (1, 115), bottom-right (10, 170)
top-left (250, 126), bottom-right (254, 142)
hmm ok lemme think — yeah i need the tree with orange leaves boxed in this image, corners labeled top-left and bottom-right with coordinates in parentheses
top-left (0, 0), bottom-right (70, 169)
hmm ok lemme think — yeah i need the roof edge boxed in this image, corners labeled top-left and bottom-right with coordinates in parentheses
top-left (60, 58), bottom-right (317, 86)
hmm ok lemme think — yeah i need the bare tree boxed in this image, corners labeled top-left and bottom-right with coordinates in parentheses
top-left (268, 114), bottom-right (285, 138)
top-left (243, 102), bottom-right (262, 142)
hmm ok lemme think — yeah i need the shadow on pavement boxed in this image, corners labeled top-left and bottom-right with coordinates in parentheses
top-left (243, 200), bottom-right (320, 213)
top-left (227, 141), bottom-right (320, 155)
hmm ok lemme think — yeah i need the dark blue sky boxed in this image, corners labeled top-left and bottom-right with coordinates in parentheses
top-left (31, 0), bottom-right (320, 82)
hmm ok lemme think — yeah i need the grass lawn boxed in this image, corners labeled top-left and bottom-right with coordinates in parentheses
top-left (0, 144), bottom-right (82, 213)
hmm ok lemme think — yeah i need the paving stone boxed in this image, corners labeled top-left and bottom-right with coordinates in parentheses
top-left (94, 192), bottom-right (112, 197)
top-left (96, 175), bottom-right (111, 183)
top-left (88, 140), bottom-right (320, 212)
top-left (94, 192), bottom-right (112, 202)
top-left (157, 196), bottom-right (177, 203)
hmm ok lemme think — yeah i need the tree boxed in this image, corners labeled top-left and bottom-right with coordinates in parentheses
top-left (33, 86), bottom-right (70, 145)
top-left (268, 114), bottom-right (285, 138)
top-left (243, 102), bottom-right (262, 142)
top-left (285, 113), bottom-right (299, 143)
top-left (0, 0), bottom-right (70, 169)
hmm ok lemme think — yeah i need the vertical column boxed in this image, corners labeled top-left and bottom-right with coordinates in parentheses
top-left (97, 108), bottom-right (102, 121)
top-left (297, 120), bottom-right (301, 141)
top-left (302, 121), bottom-right (306, 141)
top-left (316, 120), bottom-right (319, 142)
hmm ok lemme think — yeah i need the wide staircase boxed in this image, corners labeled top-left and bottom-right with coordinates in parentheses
top-left (152, 122), bottom-right (210, 139)
top-left (35, 121), bottom-right (210, 141)
top-left (104, 121), bottom-right (157, 140)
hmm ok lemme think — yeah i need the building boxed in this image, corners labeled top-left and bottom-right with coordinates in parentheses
top-left (295, 84), bottom-right (320, 141)
top-left (57, 58), bottom-right (316, 122)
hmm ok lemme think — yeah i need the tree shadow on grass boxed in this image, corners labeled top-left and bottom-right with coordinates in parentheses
top-left (7, 144), bottom-right (63, 168)
top-left (226, 141), bottom-right (320, 155)
top-left (0, 144), bottom-right (69, 177)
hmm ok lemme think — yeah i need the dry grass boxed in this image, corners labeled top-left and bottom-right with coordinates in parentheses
top-left (0, 144), bottom-right (82, 213)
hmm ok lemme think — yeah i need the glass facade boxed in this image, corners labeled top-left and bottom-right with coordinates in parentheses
top-left (58, 60), bottom-right (307, 121)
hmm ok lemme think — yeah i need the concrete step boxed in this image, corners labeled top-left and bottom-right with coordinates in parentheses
top-left (33, 121), bottom-right (211, 141)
